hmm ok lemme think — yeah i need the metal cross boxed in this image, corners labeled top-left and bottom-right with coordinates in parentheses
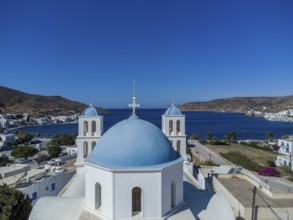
top-left (128, 80), bottom-right (140, 114)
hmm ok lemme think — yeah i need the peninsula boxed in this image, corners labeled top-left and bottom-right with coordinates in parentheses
top-left (179, 95), bottom-right (293, 113)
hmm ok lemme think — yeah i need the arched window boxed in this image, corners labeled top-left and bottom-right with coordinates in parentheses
top-left (176, 141), bottom-right (180, 154)
top-left (171, 182), bottom-right (176, 208)
top-left (91, 121), bottom-right (96, 136)
top-left (92, 141), bottom-right (96, 151)
top-left (95, 183), bottom-right (101, 209)
top-left (132, 187), bottom-right (142, 215)
top-left (176, 120), bottom-right (180, 134)
top-left (84, 121), bottom-right (88, 136)
top-left (169, 120), bottom-right (173, 135)
top-left (83, 142), bottom-right (88, 158)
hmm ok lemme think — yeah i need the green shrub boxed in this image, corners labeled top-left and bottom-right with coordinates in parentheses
top-left (220, 151), bottom-right (262, 171)
top-left (267, 160), bottom-right (276, 167)
top-left (0, 184), bottom-right (32, 219)
top-left (210, 140), bottom-right (229, 145)
top-left (239, 142), bottom-right (273, 152)
top-left (201, 160), bottom-right (219, 166)
top-left (0, 157), bottom-right (9, 167)
top-left (186, 146), bottom-right (193, 161)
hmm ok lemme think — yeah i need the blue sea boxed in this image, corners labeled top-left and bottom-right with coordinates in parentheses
top-left (20, 109), bottom-right (293, 140)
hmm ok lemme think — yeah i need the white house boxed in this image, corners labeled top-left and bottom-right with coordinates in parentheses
top-left (67, 146), bottom-right (78, 155)
top-left (275, 136), bottom-right (293, 170)
top-left (0, 165), bottom-right (75, 206)
top-left (0, 133), bottom-right (16, 147)
top-left (278, 136), bottom-right (293, 155)
top-left (0, 119), bottom-right (9, 129)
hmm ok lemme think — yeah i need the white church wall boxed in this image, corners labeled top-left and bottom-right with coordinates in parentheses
top-left (161, 162), bottom-right (184, 216)
top-left (113, 170), bottom-right (162, 219)
top-left (85, 165), bottom-right (114, 219)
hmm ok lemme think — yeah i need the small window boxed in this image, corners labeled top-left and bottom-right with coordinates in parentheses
top-left (132, 187), bottom-right (142, 215)
top-left (169, 120), bottom-right (173, 135)
top-left (176, 120), bottom-right (180, 134)
top-left (171, 182), bottom-right (176, 208)
top-left (46, 186), bottom-right (49, 191)
top-left (51, 183), bottom-right (56, 191)
top-left (92, 121), bottom-right (96, 136)
top-left (32, 192), bottom-right (38, 200)
top-left (95, 183), bottom-right (101, 209)
top-left (92, 141), bottom-right (96, 151)
top-left (84, 121), bottom-right (88, 136)
top-left (176, 141), bottom-right (180, 154)
top-left (83, 142), bottom-right (88, 158)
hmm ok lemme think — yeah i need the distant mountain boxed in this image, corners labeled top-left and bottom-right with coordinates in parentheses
top-left (179, 96), bottom-right (293, 113)
top-left (0, 86), bottom-right (105, 116)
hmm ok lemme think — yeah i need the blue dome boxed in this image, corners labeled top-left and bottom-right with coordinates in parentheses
top-left (86, 115), bottom-right (179, 168)
top-left (164, 105), bottom-right (182, 116)
top-left (81, 106), bottom-right (99, 117)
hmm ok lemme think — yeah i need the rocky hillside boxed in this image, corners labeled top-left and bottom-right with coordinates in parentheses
top-left (0, 86), bottom-right (104, 116)
top-left (179, 96), bottom-right (293, 113)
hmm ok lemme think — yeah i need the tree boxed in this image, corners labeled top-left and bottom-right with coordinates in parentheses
top-left (190, 133), bottom-right (199, 140)
top-left (11, 146), bottom-right (38, 160)
top-left (266, 132), bottom-right (275, 141)
top-left (224, 132), bottom-right (232, 142)
top-left (17, 132), bottom-right (34, 145)
top-left (0, 157), bottom-right (9, 167)
top-left (34, 133), bottom-right (41, 138)
top-left (47, 145), bottom-right (62, 158)
top-left (205, 132), bottom-right (214, 141)
top-left (0, 184), bottom-right (32, 220)
top-left (49, 134), bottom-right (76, 146)
top-left (231, 131), bottom-right (238, 143)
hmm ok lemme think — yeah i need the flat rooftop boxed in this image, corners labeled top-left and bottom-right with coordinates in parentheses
top-left (218, 175), bottom-right (293, 208)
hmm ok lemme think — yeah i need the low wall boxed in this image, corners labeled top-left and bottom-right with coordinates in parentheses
top-left (213, 175), bottom-right (245, 218)
top-left (213, 174), bottom-right (293, 220)
top-left (0, 165), bottom-right (30, 179)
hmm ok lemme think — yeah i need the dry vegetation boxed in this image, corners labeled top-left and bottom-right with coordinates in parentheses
top-left (0, 86), bottom-right (107, 116)
top-left (205, 143), bottom-right (277, 166)
top-left (179, 96), bottom-right (293, 113)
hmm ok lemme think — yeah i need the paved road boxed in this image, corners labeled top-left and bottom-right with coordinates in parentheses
top-left (188, 140), bottom-right (229, 165)
top-left (258, 175), bottom-right (293, 193)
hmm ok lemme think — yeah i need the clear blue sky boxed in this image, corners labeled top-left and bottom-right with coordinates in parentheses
top-left (0, 0), bottom-right (292, 108)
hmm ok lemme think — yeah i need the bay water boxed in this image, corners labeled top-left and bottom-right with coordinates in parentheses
top-left (20, 109), bottom-right (293, 140)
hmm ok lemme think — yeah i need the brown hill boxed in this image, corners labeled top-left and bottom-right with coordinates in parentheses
top-left (0, 86), bottom-right (104, 116)
top-left (179, 96), bottom-right (293, 113)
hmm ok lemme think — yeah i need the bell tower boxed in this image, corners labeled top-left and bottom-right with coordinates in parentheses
top-left (75, 105), bottom-right (103, 167)
top-left (162, 104), bottom-right (186, 160)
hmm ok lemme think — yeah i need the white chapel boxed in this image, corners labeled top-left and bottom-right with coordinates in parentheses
top-left (29, 92), bottom-right (234, 220)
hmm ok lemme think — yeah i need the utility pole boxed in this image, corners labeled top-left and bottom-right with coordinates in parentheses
top-left (251, 186), bottom-right (257, 220)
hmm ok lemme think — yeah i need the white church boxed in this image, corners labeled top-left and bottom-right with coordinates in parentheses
top-left (29, 93), bottom-right (234, 220)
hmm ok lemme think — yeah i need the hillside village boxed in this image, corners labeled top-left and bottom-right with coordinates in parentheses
top-left (247, 109), bottom-right (293, 122)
